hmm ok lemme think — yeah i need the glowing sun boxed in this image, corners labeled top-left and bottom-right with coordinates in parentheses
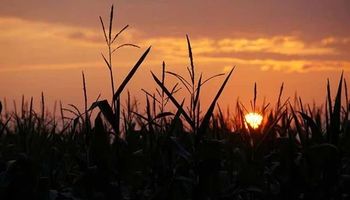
top-left (244, 112), bottom-right (263, 129)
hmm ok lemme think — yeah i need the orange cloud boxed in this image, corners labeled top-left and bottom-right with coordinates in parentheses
top-left (0, 17), bottom-right (348, 74)
top-left (200, 56), bottom-right (350, 73)
top-left (217, 36), bottom-right (336, 55)
top-left (141, 36), bottom-right (349, 72)
top-left (0, 17), bottom-right (137, 45)
top-left (321, 36), bottom-right (350, 45)
top-left (144, 36), bottom-right (336, 57)
top-left (0, 17), bottom-right (140, 71)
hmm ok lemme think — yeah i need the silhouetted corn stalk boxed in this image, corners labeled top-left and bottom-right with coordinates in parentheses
top-left (93, 5), bottom-right (150, 136)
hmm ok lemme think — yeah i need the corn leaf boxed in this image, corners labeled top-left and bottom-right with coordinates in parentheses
top-left (197, 67), bottom-right (235, 139)
top-left (113, 46), bottom-right (151, 100)
top-left (152, 72), bottom-right (195, 129)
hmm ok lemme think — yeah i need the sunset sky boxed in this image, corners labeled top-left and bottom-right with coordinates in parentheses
top-left (0, 0), bottom-right (349, 111)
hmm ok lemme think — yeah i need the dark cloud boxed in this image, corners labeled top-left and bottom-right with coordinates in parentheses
top-left (65, 31), bottom-right (101, 44)
top-left (0, 0), bottom-right (349, 39)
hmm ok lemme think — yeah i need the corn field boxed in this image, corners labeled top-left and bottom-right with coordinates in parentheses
top-left (0, 6), bottom-right (350, 200)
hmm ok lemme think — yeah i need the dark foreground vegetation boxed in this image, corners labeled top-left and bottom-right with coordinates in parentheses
top-left (1, 5), bottom-right (350, 200)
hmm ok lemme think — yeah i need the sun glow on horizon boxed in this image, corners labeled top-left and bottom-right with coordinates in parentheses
top-left (245, 112), bottom-right (263, 129)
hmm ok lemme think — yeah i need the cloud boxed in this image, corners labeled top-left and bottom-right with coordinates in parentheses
top-left (0, 17), bottom-right (141, 70)
top-left (0, 17), bottom-right (349, 73)
top-left (0, 17), bottom-right (137, 46)
top-left (198, 56), bottom-right (350, 73)
top-left (141, 35), bottom-right (349, 72)
top-left (217, 36), bottom-right (336, 56)
top-left (321, 36), bottom-right (350, 45)
top-left (144, 36), bottom-right (337, 57)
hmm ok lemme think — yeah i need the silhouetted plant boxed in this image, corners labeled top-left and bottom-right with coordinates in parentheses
top-left (1, 4), bottom-right (350, 200)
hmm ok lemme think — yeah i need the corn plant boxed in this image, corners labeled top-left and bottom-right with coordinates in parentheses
top-left (151, 35), bottom-right (234, 143)
top-left (90, 5), bottom-right (151, 138)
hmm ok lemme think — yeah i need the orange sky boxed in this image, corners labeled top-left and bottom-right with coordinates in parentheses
top-left (0, 0), bottom-right (349, 112)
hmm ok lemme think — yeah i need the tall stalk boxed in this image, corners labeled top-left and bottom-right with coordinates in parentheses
top-left (99, 5), bottom-right (142, 135)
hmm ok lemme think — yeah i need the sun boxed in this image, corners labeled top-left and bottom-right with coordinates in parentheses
top-left (244, 112), bottom-right (263, 129)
